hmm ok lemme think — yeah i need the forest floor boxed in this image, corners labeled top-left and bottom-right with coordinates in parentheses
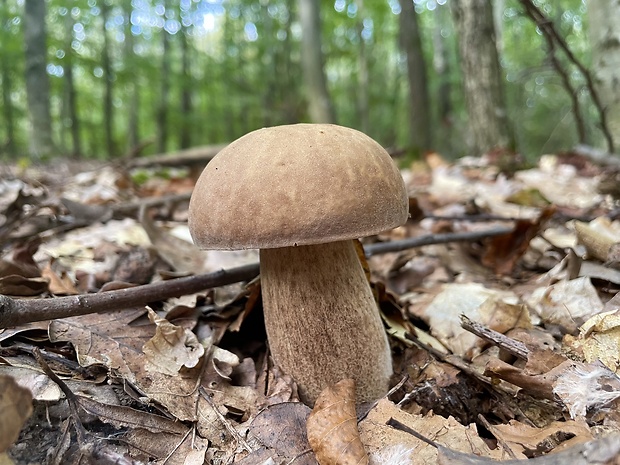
top-left (1, 150), bottom-right (620, 465)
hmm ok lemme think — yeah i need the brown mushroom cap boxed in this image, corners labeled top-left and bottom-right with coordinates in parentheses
top-left (189, 123), bottom-right (408, 250)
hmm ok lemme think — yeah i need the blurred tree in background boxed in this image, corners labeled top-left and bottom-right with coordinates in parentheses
top-left (0, 0), bottom-right (609, 161)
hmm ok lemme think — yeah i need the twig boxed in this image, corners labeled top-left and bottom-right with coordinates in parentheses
top-left (0, 226), bottom-right (513, 329)
top-left (33, 348), bottom-right (143, 465)
top-left (198, 386), bottom-right (253, 453)
top-left (518, 0), bottom-right (614, 152)
top-left (386, 418), bottom-right (439, 448)
top-left (460, 315), bottom-right (530, 360)
top-left (364, 225), bottom-right (514, 256)
top-left (33, 348), bottom-right (88, 445)
top-left (0, 263), bottom-right (260, 328)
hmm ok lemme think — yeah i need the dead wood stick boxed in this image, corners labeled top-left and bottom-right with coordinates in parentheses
top-left (460, 315), bottom-right (530, 360)
top-left (363, 225), bottom-right (514, 256)
top-left (127, 144), bottom-right (228, 169)
top-left (0, 263), bottom-right (260, 329)
top-left (0, 226), bottom-right (513, 329)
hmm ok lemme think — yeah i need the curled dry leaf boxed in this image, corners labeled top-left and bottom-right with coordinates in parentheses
top-left (143, 307), bottom-right (205, 375)
top-left (306, 379), bottom-right (369, 465)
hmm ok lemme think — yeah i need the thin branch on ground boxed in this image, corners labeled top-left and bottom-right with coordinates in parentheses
top-left (0, 226), bottom-right (514, 329)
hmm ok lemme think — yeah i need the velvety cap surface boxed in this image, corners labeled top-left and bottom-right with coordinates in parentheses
top-left (188, 124), bottom-right (408, 250)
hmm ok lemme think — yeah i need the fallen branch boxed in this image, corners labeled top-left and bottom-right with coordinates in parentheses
top-left (0, 263), bottom-right (260, 329)
top-left (126, 144), bottom-right (227, 169)
top-left (0, 226), bottom-right (514, 329)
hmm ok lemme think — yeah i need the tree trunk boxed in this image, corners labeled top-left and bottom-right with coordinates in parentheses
top-left (588, 0), bottom-right (620, 152)
top-left (452, 0), bottom-right (512, 155)
top-left (179, 25), bottom-right (192, 149)
top-left (299, 0), bottom-right (336, 123)
top-left (356, 0), bottom-right (369, 134)
top-left (64, 5), bottom-right (81, 157)
top-left (0, 0), bottom-right (15, 157)
top-left (23, 0), bottom-right (53, 159)
top-left (123, 0), bottom-right (139, 150)
top-left (157, 5), bottom-right (171, 153)
top-left (399, 0), bottom-right (431, 156)
top-left (432, 3), bottom-right (453, 154)
top-left (101, 0), bottom-right (115, 156)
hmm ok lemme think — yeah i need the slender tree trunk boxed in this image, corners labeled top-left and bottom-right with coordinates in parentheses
top-left (179, 26), bottom-right (192, 149)
top-left (356, 0), bottom-right (369, 134)
top-left (588, 0), bottom-right (620, 152)
top-left (1, 56), bottom-right (15, 157)
top-left (1, 0), bottom-right (16, 156)
top-left (101, 0), bottom-right (115, 156)
top-left (64, 6), bottom-right (81, 157)
top-left (399, 0), bottom-right (431, 156)
top-left (24, 0), bottom-right (53, 159)
top-left (157, 13), bottom-right (171, 152)
top-left (123, 0), bottom-right (139, 150)
top-left (432, 3), bottom-right (453, 154)
top-left (282, 0), bottom-right (299, 123)
top-left (452, 0), bottom-right (512, 155)
top-left (298, 0), bottom-right (335, 123)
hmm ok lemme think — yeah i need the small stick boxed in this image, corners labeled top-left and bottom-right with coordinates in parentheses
top-left (0, 226), bottom-right (513, 329)
top-left (364, 225), bottom-right (514, 256)
top-left (460, 315), bottom-right (530, 360)
top-left (0, 263), bottom-right (260, 328)
top-left (198, 386), bottom-right (252, 453)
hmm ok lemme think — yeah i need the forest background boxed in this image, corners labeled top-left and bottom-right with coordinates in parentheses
top-left (0, 0), bottom-right (617, 163)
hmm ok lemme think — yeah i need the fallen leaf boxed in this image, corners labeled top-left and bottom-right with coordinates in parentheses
top-left (249, 402), bottom-right (318, 464)
top-left (143, 307), bottom-right (205, 375)
top-left (423, 283), bottom-right (528, 359)
top-left (564, 309), bottom-right (620, 375)
top-left (307, 379), bottom-right (368, 465)
top-left (0, 375), bottom-right (33, 453)
top-left (574, 217), bottom-right (620, 265)
top-left (489, 419), bottom-right (593, 457)
top-left (526, 277), bottom-right (605, 333)
top-left (359, 399), bottom-right (508, 462)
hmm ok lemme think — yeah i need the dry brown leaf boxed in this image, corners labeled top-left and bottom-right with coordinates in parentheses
top-left (0, 274), bottom-right (48, 296)
top-left (307, 379), bottom-right (368, 465)
top-left (41, 262), bottom-right (79, 295)
top-left (77, 395), bottom-right (189, 435)
top-left (437, 433), bottom-right (620, 465)
top-left (139, 205), bottom-right (209, 273)
top-left (526, 277), bottom-right (605, 333)
top-left (143, 307), bottom-right (205, 375)
top-left (249, 402), bottom-right (318, 464)
top-left (574, 218), bottom-right (620, 264)
top-left (564, 309), bottom-right (620, 375)
top-left (360, 399), bottom-right (508, 462)
top-left (49, 308), bottom-right (204, 421)
top-left (0, 375), bottom-right (33, 453)
top-left (481, 206), bottom-right (554, 274)
top-left (423, 283), bottom-right (528, 359)
top-left (489, 419), bottom-right (593, 457)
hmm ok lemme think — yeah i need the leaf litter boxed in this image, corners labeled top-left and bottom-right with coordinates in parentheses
top-left (0, 152), bottom-right (620, 464)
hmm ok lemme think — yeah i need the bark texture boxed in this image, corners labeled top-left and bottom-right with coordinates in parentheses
top-left (588, 0), bottom-right (620, 152)
top-left (452, 0), bottom-right (511, 155)
top-left (299, 0), bottom-right (336, 123)
top-left (399, 0), bottom-right (431, 156)
top-left (24, 0), bottom-right (53, 159)
top-left (260, 241), bottom-right (392, 405)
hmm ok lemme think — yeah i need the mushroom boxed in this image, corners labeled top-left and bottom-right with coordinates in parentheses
top-left (188, 123), bottom-right (408, 404)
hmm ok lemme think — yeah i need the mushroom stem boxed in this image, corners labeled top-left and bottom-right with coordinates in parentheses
top-left (260, 240), bottom-right (392, 405)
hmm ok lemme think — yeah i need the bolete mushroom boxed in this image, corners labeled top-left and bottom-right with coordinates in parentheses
top-left (188, 123), bottom-right (408, 404)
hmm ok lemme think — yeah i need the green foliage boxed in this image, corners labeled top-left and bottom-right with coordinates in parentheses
top-left (0, 0), bottom-right (598, 159)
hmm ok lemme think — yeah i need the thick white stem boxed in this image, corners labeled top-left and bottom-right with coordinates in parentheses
top-left (260, 240), bottom-right (392, 404)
